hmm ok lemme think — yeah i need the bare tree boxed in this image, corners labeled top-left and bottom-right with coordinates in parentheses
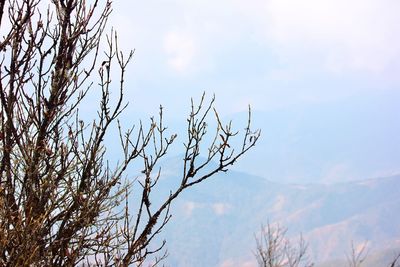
top-left (388, 253), bottom-right (400, 267)
top-left (347, 241), bottom-right (369, 267)
top-left (0, 0), bottom-right (260, 266)
top-left (255, 225), bottom-right (400, 267)
top-left (254, 223), bottom-right (314, 267)
top-left (346, 241), bottom-right (400, 267)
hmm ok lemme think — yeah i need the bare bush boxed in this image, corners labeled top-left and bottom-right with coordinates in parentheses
top-left (254, 223), bottom-right (314, 267)
top-left (255, 226), bottom-right (400, 267)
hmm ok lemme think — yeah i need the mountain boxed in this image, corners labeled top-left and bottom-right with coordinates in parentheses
top-left (142, 160), bottom-right (400, 267)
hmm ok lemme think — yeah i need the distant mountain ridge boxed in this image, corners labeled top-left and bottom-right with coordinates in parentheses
top-left (142, 161), bottom-right (400, 267)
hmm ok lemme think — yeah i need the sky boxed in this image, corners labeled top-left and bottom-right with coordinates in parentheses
top-left (106, 0), bottom-right (400, 183)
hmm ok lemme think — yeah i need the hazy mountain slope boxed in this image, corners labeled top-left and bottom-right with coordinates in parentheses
top-left (318, 248), bottom-right (400, 267)
top-left (144, 162), bottom-right (400, 267)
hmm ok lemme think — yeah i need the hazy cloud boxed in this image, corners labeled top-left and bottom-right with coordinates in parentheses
top-left (212, 202), bottom-right (231, 216)
top-left (164, 31), bottom-right (196, 72)
top-left (182, 201), bottom-right (198, 217)
top-left (262, 0), bottom-right (400, 74)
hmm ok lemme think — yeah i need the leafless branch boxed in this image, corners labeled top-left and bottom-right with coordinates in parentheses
top-left (254, 222), bottom-right (314, 267)
top-left (0, 0), bottom-right (259, 266)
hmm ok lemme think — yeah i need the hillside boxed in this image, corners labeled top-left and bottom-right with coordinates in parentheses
top-left (143, 161), bottom-right (400, 266)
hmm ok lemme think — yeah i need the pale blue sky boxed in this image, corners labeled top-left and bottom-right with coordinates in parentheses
top-left (107, 0), bottom-right (400, 183)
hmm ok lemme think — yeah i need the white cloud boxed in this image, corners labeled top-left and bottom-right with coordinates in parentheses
top-left (108, 0), bottom-right (400, 116)
top-left (113, 0), bottom-right (400, 76)
top-left (164, 31), bottom-right (197, 73)
top-left (211, 202), bottom-right (231, 216)
top-left (183, 201), bottom-right (198, 217)
top-left (262, 0), bottom-right (400, 73)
